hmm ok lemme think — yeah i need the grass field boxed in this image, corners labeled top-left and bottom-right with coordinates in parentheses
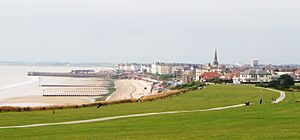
top-left (0, 85), bottom-right (299, 140)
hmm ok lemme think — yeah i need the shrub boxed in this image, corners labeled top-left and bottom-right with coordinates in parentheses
top-left (189, 85), bottom-right (199, 90)
top-left (172, 81), bottom-right (205, 90)
top-left (256, 74), bottom-right (295, 91)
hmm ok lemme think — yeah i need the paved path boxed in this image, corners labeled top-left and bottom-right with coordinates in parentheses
top-left (266, 88), bottom-right (286, 103)
top-left (256, 87), bottom-right (286, 104)
top-left (0, 104), bottom-right (245, 129)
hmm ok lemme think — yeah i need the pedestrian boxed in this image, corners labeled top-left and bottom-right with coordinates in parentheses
top-left (97, 103), bottom-right (102, 108)
top-left (53, 110), bottom-right (55, 115)
top-left (260, 99), bottom-right (263, 104)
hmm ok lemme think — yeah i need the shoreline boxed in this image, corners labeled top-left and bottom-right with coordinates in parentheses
top-left (0, 79), bottom-right (155, 107)
top-left (0, 77), bottom-right (109, 107)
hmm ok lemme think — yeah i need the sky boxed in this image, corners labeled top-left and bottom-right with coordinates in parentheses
top-left (0, 0), bottom-right (299, 64)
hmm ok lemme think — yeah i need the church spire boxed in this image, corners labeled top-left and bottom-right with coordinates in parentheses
top-left (213, 49), bottom-right (218, 66)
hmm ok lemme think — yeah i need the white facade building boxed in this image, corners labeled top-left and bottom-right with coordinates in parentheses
top-left (130, 64), bottom-right (141, 72)
top-left (151, 62), bottom-right (172, 75)
top-left (239, 69), bottom-right (272, 83)
top-left (151, 62), bottom-right (160, 75)
top-left (140, 65), bottom-right (151, 73)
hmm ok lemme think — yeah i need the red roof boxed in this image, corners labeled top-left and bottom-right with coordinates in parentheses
top-left (296, 70), bottom-right (300, 76)
top-left (200, 72), bottom-right (222, 80)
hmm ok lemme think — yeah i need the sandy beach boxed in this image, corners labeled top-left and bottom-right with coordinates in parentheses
top-left (0, 96), bottom-right (92, 107)
top-left (0, 79), bottom-right (155, 107)
top-left (107, 79), bottom-right (154, 101)
top-left (0, 76), bottom-right (110, 107)
top-left (0, 65), bottom-right (157, 107)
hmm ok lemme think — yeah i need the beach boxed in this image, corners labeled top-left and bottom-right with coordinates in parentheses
top-left (0, 76), bottom-right (109, 107)
top-left (0, 79), bottom-right (155, 107)
top-left (107, 79), bottom-right (154, 101)
top-left (0, 65), bottom-right (157, 107)
top-left (0, 65), bottom-right (112, 107)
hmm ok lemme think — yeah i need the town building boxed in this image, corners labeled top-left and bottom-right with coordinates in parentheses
top-left (224, 70), bottom-right (242, 80)
top-left (295, 70), bottom-right (300, 82)
top-left (151, 62), bottom-right (172, 75)
top-left (296, 70), bottom-right (300, 77)
top-left (251, 59), bottom-right (259, 68)
top-left (239, 69), bottom-right (272, 83)
top-left (172, 66), bottom-right (184, 75)
top-left (140, 64), bottom-right (151, 73)
top-left (130, 64), bottom-right (141, 72)
top-left (199, 72), bottom-right (222, 81)
top-left (181, 70), bottom-right (195, 83)
top-left (160, 64), bottom-right (172, 75)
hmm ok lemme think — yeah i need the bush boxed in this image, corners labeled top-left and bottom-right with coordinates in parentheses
top-left (208, 78), bottom-right (233, 84)
top-left (189, 85), bottom-right (199, 90)
top-left (256, 74), bottom-right (295, 91)
top-left (292, 86), bottom-right (300, 89)
top-left (172, 81), bottom-right (205, 90)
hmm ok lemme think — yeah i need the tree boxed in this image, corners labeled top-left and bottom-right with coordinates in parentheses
top-left (256, 74), bottom-right (295, 90)
top-left (276, 74), bottom-right (295, 89)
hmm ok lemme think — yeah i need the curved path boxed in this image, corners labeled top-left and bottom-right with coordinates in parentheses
top-left (256, 87), bottom-right (286, 104)
top-left (0, 104), bottom-right (245, 129)
top-left (266, 88), bottom-right (286, 103)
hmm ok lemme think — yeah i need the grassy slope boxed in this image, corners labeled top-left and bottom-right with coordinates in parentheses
top-left (0, 85), bottom-right (293, 140)
top-left (0, 85), bottom-right (277, 127)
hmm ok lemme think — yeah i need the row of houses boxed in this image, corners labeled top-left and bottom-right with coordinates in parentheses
top-left (116, 63), bottom-right (300, 84)
top-left (114, 49), bottom-right (299, 84)
top-left (115, 62), bottom-right (197, 76)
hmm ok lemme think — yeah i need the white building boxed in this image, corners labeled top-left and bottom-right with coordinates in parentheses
top-left (274, 71), bottom-right (294, 76)
top-left (196, 69), bottom-right (206, 81)
top-left (115, 64), bottom-right (136, 72)
top-left (239, 69), bottom-right (272, 83)
top-left (233, 76), bottom-right (241, 84)
top-left (151, 62), bottom-right (160, 75)
top-left (251, 59), bottom-right (259, 68)
top-left (130, 64), bottom-right (141, 72)
top-left (151, 62), bottom-right (172, 75)
top-left (140, 65), bottom-right (151, 73)
top-left (171, 66), bottom-right (184, 75)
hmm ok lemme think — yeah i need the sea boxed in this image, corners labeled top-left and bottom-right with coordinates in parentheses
top-left (0, 65), bottom-right (111, 105)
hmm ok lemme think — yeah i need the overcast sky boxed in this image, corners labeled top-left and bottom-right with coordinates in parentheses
top-left (0, 0), bottom-right (299, 64)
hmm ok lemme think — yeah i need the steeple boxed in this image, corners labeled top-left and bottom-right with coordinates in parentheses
top-left (213, 49), bottom-right (218, 66)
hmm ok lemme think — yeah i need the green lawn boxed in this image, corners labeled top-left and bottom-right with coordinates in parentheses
top-left (0, 85), bottom-right (296, 140)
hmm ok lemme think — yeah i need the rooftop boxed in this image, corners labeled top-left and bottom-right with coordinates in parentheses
top-left (240, 69), bottom-right (271, 76)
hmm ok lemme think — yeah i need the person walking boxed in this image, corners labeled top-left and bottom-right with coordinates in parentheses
top-left (97, 103), bottom-right (102, 108)
top-left (260, 99), bottom-right (263, 104)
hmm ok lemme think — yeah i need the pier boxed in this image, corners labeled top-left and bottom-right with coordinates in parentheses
top-left (28, 70), bottom-right (108, 78)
